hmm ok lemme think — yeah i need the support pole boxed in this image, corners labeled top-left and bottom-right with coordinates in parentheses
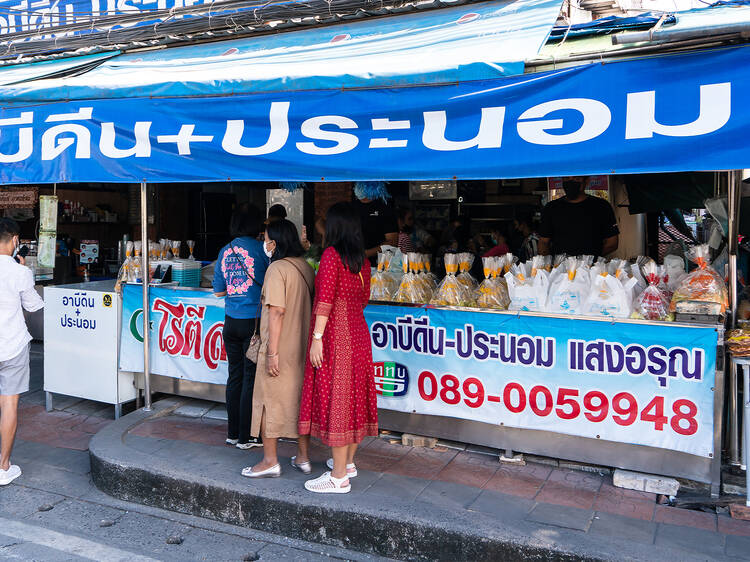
top-left (728, 171), bottom-right (742, 465)
top-left (744, 364), bottom-right (750, 507)
top-left (141, 180), bottom-right (152, 412)
top-left (729, 170), bottom-right (740, 328)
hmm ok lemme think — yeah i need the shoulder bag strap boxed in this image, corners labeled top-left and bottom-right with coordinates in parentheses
top-left (283, 258), bottom-right (314, 297)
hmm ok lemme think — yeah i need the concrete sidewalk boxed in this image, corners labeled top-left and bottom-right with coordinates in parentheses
top-left (89, 398), bottom-right (750, 561)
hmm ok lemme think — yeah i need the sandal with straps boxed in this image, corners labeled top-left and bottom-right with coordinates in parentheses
top-left (304, 471), bottom-right (351, 494)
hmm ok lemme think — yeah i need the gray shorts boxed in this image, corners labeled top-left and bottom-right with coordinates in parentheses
top-left (0, 346), bottom-right (30, 396)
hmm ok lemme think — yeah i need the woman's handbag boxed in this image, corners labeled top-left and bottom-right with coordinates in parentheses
top-left (245, 322), bottom-right (261, 363)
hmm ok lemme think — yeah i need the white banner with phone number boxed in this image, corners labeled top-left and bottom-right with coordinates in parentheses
top-left (365, 305), bottom-right (719, 458)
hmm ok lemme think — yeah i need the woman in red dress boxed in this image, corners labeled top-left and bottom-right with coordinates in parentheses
top-left (298, 202), bottom-right (378, 494)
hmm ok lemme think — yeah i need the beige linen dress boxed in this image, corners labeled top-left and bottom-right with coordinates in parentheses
top-left (251, 257), bottom-right (315, 438)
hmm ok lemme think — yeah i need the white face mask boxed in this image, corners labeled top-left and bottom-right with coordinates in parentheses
top-left (11, 236), bottom-right (19, 258)
top-left (263, 241), bottom-right (274, 259)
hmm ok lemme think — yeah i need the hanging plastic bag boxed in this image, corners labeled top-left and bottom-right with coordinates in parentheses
top-left (548, 257), bottom-right (590, 315)
top-left (457, 252), bottom-right (478, 289)
top-left (410, 252), bottom-right (432, 303)
top-left (431, 254), bottom-right (465, 306)
top-left (370, 251), bottom-right (394, 301)
top-left (632, 261), bottom-right (671, 321)
top-left (553, 254), bottom-right (567, 268)
top-left (132, 241), bottom-right (143, 282)
top-left (663, 254), bottom-right (686, 293)
top-left (506, 262), bottom-right (549, 311)
top-left (477, 256), bottom-right (510, 309)
top-left (583, 269), bottom-right (636, 318)
top-left (393, 254), bottom-right (425, 304)
top-left (670, 244), bottom-right (728, 315)
top-left (115, 241), bottom-right (136, 291)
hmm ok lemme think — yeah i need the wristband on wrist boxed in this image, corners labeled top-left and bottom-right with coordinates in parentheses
top-left (267, 351), bottom-right (278, 357)
top-left (313, 332), bottom-right (324, 340)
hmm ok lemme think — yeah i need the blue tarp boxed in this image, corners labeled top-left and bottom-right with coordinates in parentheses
top-left (0, 52), bottom-right (115, 86)
top-left (548, 13), bottom-right (677, 40)
top-left (0, 0), bottom-right (564, 97)
top-left (1, 45), bottom-right (749, 183)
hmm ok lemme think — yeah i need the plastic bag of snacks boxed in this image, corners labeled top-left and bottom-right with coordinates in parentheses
top-left (505, 259), bottom-right (549, 311)
top-left (457, 252), bottom-right (478, 289)
top-left (632, 261), bottom-right (671, 321)
top-left (583, 265), bottom-right (637, 318)
top-left (115, 241), bottom-right (136, 291)
top-left (727, 328), bottom-right (750, 357)
top-left (393, 254), bottom-right (424, 304)
top-left (670, 244), bottom-right (728, 315)
top-left (547, 257), bottom-right (590, 315)
top-left (431, 254), bottom-right (465, 306)
top-left (409, 253), bottom-right (434, 302)
top-left (452, 252), bottom-right (476, 306)
top-left (370, 251), bottom-right (395, 301)
top-left (664, 254), bottom-right (687, 292)
top-left (423, 255), bottom-right (439, 292)
top-left (476, 256), bottom-right (510, 309)
top-left (631, 258), bottom-right (650, 297)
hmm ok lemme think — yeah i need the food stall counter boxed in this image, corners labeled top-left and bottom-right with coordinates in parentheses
top-left (117, 283), bottom-right (724, 492)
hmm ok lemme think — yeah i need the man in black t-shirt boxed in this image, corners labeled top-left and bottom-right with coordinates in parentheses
top-left (353, 197), bottom-right (399, 262)
top-left (538, 178), bottom-right (619, 257)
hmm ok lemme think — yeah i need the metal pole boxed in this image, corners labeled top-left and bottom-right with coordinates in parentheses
top-left (729, 170), bottom-right (740, 327)
top-left (141, 181), bottom-right (152, 411)
top-left (744, 364), bottom-right (750, 506)
top-left (728, 171), bottom-right (741, 465)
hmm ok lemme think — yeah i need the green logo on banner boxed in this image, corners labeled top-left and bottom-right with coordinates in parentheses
top-left (373, 361), bottom-right (409, 397)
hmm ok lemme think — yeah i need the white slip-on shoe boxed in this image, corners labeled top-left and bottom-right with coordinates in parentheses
top-left (304, 472), bottom-right (351, 494)
top-left (0, 465), bottom-right (21, 486)
top-left (290, 456), bottom-right (312, 475)
top-left (241, 464), bottom-right (281, 478)
top-left (326, 458), bottom-right (358, 478)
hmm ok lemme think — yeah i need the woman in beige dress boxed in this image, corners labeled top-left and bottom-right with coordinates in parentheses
top-left (242, 219), bottom-right (315, 478)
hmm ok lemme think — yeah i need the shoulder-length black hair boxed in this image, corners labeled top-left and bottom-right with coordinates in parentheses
top-left (266, 219), bottom-right (305, 262)
top-left (324, 202), bottom-right (365, 274)
top-left (230, 205), bottom-right (263, 239)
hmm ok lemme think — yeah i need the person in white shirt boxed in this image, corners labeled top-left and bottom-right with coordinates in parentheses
top-left (0, 218), bottom-right (44, 486)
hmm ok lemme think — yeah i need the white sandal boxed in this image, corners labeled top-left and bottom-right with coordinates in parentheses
top-left (304, 471), bottom-right (351, 494)
top-left (291, 456), bottom-right (312, 475)
top-left (326, 458), bottom-right (358, 478)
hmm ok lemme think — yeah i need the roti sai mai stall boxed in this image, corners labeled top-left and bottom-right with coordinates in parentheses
top-left (2, 0), bottom-right (746, 495)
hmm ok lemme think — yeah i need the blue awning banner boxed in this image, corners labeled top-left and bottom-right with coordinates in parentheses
top-left (1, 45), bottom-right (749, 183)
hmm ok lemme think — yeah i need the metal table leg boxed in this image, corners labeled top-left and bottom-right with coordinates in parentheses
top-left (45, 391), bottom-right (53, 413)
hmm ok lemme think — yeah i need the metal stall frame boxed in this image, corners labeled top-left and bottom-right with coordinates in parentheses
top-left (141, 180), bottom-right (152, 411)
top-left (728, 170), bottom-right (742, 467)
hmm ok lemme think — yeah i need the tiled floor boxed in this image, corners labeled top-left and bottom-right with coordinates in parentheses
top-left (16, 400), bottom-right (114, 452)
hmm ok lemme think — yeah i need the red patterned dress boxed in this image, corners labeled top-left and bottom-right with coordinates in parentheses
top-left (298, 247), bottom-right (378, 447)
